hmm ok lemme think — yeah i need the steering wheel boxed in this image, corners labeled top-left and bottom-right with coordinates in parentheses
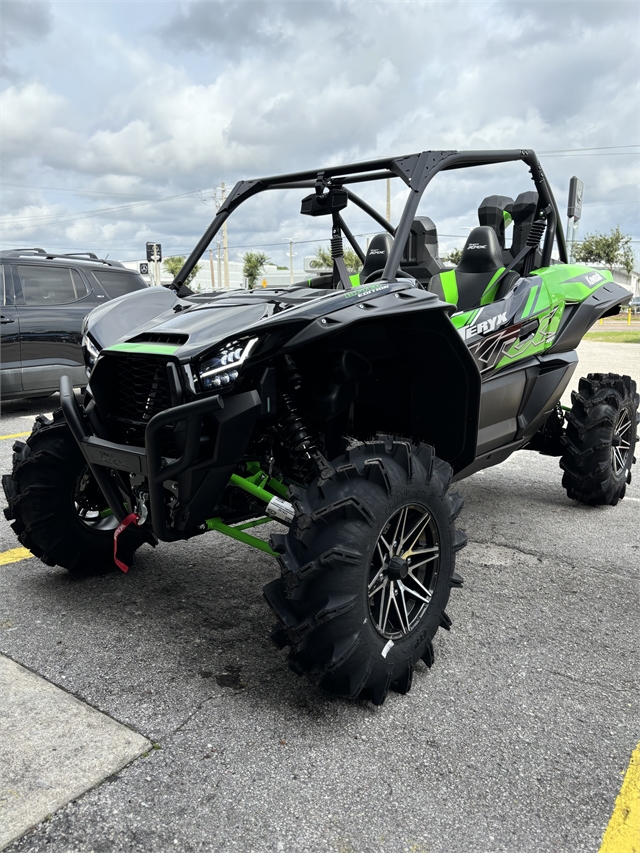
top-left (361, 268), bottom-right (420, 287)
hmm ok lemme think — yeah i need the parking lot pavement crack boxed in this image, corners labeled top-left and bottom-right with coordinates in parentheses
top-left (544, 667), bottom-right (637, 695)
top-left (164, 694), bottom-right (221, 741)
top-left (466, 538), bottom-right (639, 581)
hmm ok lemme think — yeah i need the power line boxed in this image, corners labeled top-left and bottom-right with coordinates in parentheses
top-left (1, 184), bottom-right (152, 198)
top-left (0, 186), bottom-right (221, 225)
top-left (539, 144), bottom-right (639, 153)
top-left (3, 144), bottom-right (639, 222)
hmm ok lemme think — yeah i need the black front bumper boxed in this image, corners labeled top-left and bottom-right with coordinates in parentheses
top-left (60, 376), bottom-right (261, 541)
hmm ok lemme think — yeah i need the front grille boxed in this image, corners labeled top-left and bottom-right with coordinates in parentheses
top-left (97, 354), bottom-right (178, 456)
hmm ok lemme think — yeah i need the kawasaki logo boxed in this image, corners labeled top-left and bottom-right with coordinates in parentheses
top-left (585, 273), bottom-right (603, 286)
top-left (460, 312), bottom-right (508, 340)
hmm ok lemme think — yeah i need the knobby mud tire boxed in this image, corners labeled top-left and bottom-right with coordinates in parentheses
top-left (2, 409), bottom-right (146, 575)
top-left (263, 436), bottom-right (466, 705)
top-left (560, 373), bottom-right (639, 506)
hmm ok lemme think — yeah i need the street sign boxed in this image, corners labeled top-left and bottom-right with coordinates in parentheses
top-left (146, 242), bottom-right (162, 262)
top-left (567, 177), bottom-right (584, 221)
top-left (139, 262), bottom-right (149, 275)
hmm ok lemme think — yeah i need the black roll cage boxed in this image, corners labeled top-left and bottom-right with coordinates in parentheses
top-left (173, 149), bottom-right (568, 290)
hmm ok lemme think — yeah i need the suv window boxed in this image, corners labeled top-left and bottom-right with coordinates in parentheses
top-left (91, 269), bottom-right (147, 299)
top-left (18, 265), bottom-right (89, 306)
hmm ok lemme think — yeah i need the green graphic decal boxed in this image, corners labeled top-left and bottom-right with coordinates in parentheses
top-left (107, 342), bottom-right (181, 355)
top-left (451, 308), bottom-right (480, 330)
top-left (532, 264), bottom-right (613, 303)
top-left (480, 267), bottom-right (506, 305)
top-left (533, 285), bottom-right (550, 314)
top-left (439, 270), bottom-right (458, 305)
top-left (496, 303), bottom-right (564, 369)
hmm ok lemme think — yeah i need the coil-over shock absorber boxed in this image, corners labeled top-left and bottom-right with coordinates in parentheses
top-left (522, 215), bottom-right (547, 276)
top-left (272, 355), bottom-right (319, 484)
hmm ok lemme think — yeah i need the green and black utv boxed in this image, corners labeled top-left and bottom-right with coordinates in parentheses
top-left (4, 149), bottom-right (637, 704)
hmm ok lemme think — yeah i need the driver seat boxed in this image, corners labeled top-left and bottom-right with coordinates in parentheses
top-left (429, 226), bottom-right (511, 311)
top-left (358, 233), bottom-right (393, 283)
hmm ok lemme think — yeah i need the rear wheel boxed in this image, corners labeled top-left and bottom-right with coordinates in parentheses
top-left (2, 410), bottom-right (146, 574)
top-left (263, 436), bottom-right (466, 704)
top-left (560, 373), bottom-right (639, 505)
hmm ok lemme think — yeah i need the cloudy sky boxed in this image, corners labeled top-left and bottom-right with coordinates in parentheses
top-left (1, 0), bottom-right (638, 268)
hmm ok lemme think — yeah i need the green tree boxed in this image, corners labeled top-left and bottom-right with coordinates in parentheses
top-left (444, 247), bottom-right (463, 266)
top-left (309, 245), bottom-right (363, 274)
top-left (162, 256), bottom-right (201, 286)
top-left (242, 251), bottom-right (272, 289)
top-left (573, 225), bottom-right (635, 275)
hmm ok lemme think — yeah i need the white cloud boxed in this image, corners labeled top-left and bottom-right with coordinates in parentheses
top-left (1, 0), bottom-right (637, 264)
top-left (1, 0), bottom-right (53, 79)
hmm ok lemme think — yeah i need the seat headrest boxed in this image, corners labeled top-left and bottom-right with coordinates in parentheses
top-left (456, 226), bottom-right (504, 274)
top-left (478, 195), bottom-right (514, 249)
top-left (511, 191), bottom-right (540, 257)
top-left (402, 217), bottom-right (439, 264)
top-left (360, 232), bottom-right (393, 279)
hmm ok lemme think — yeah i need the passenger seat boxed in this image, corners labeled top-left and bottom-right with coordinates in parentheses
top-left (429, 226), bottom-right (517, 311)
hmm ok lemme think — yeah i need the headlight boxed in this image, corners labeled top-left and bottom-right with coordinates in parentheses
top-left (198, 337), bottom-right (259, 391)
top-left (82, 333), bottom-right (101, 376)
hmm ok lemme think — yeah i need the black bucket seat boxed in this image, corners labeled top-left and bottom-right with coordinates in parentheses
top-left (429, 226), bottom-right (516, 311)
top-left (359, 233), bottom-right (393, 282)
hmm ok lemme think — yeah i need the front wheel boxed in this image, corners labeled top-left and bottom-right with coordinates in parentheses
top-left (263, 436), bottom-right (466, 704)
top-left (560, 373), bottom-right (639, 505)
top-left (2, 410), bottom-right (146, 574)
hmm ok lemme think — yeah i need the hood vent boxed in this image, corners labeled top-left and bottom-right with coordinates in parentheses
top-left (128, 332), bottom-right (189, 345)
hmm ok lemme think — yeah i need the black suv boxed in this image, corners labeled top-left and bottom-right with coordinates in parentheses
top-left (1, 249), bottom-right (148, 400)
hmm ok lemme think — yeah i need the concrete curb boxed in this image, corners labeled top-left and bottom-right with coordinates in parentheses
top-left (0, 655), bottom-right (150, 850)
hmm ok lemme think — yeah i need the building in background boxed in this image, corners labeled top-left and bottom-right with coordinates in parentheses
top-left (119, 259), bottom-right (308, 291)
top-left (120, 258), bottom-right (639, 298)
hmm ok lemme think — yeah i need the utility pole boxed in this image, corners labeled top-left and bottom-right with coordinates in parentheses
top-left (221, 182), bottom-right (229, 288)
top-left (289, 239), bottom-right (294, 283)
top-left (209, 248), bottom-right (215, 289)
top-left (386, 177), bottom-right (391, 223)
top-left (566, 176), bottom-right (584, 263)
top-left (216, 240), bottom-right (222, 290)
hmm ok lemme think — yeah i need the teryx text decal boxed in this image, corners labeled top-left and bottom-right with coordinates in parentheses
top-left (459, 312), bottom-right (508, 340)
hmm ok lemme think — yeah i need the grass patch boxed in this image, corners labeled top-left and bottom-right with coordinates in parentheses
top-left (584, 331), bottom-right (640, 344)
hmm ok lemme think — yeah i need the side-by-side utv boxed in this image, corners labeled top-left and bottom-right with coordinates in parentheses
top-left (4, 149), bottom-right (637, 704)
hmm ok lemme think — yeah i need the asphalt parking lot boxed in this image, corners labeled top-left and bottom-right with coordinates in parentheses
top-left (0, 340), bottom-right (638, 853)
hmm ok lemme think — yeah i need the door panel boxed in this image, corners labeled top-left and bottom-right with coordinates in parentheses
top-left (15, 264), bottom-right (97, 393)
top-left (477, 368), bottom-right (527, 454)
top-left (0, 265), bottom-right (22, 396)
